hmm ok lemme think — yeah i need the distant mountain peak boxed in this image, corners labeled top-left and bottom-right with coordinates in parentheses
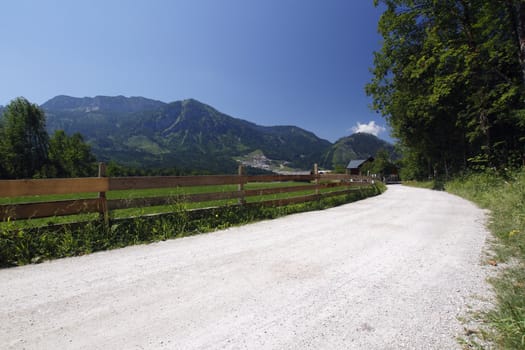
top-left (181, 98), bottom-right (203, 105)
top-left (322, 132), bottom-right (397, 169)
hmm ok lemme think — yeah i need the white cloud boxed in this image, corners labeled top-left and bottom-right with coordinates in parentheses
top-left (350, 121), bottom-right (386, 136)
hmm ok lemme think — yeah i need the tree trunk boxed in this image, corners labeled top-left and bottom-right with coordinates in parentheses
top-left (507, 0), bottom-right (525, 85)
top-left (517, 3), bottom-right (525, 84)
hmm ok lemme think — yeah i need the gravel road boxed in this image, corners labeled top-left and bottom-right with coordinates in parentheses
top-left (0, 185), bottom-right (492, 349)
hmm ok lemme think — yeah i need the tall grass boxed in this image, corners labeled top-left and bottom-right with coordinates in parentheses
top-left (446, 169), bottom-right (525, 349)
top-left (0, 183), bottom-right (385, 268)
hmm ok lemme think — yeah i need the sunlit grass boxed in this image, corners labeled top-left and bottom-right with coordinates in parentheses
top-left (446, 169), bottom-right (525, 349)
top-left (0, 181), bottom-right (365, 227)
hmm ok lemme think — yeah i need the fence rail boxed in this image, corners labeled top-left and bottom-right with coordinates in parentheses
top-left (0, 164), bottom-right (375, 223)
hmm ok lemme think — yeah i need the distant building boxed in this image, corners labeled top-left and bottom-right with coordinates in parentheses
top-left (346, 157), bottom-right (374, 175)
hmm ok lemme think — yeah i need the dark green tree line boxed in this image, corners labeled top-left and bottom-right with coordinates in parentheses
top-left (367, 0), bottom-right (525, 179)
top-left (0, 97), bottom-right (97, 179)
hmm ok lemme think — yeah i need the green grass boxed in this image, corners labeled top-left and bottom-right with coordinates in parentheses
top-left (0, 181), bottom-right (312, 204)
top-left (444, 170), bottom-right (525, 349)
top-left (0, 182), bottom-right (385, 267)
top-left (109, 182), bottom-right (367, 220)
top-left (0, 181), bottom-right (364, 227)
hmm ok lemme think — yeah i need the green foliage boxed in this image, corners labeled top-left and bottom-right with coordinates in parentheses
top-left (106, 161), bottom-right (177, 177)
top-left (48, 130), bottom-right (97, 177)
top-left (0, 97), bottom-right (50, 178)
top-left (0, 97), bottom-right (97, 179)
top-left (333, 164), bottom-right (347, 174)
top-left (397, 146), bottom-right (431, 181)
top-left (361, 149), bottom-right (398, 178)
top-left (447, 170), bottom-right (525, 258)
top-left (446, 169), bottom-right (525, 348)
top-left (486, 268), bottom-right (525, 350)
top-left (368, 1), bottom-right (525, 179)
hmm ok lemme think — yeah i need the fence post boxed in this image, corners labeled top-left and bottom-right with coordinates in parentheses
top-left (238, 164), bottom-right (246, 205)
top-left (314, 163), bottom-right (319, 197)
top-left (98, 162), bottom-right (109, 225)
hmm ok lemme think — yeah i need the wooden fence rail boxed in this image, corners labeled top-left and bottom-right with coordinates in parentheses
top-left (0, 164), bottom-right (375, 223)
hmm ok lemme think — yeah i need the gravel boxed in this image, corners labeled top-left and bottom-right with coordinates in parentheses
top-left (0, 185), bottom-right (493, 349)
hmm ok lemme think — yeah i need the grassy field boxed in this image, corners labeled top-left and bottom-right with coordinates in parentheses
top-left (0, 181), bottom-right (361, 227)
top-left (0, 181), bottom-right (385, 267)
top-left (0, 181), bottom-right (311, 205)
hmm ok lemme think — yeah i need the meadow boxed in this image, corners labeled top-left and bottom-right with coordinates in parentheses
top-left (0, 179), bottom-right (385, 267)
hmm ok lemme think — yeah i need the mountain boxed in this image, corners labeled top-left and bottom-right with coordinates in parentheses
top-left (322, 132), bottom-right (397, 169)
top-left (1, 95), bottom-right (397, 173)
top-left (42, 95), bottom-right (167, 141)
top-left (42, 95), bottom-right (166, 113)
top-left (42, 96), bottom-right (332, 173)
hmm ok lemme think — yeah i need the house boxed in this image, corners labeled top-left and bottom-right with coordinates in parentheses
top-left (346, 157), bottom-right (374, 175)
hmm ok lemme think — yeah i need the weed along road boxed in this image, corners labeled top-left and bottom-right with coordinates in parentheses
top-left (0, 185), bottom-right (492, 349)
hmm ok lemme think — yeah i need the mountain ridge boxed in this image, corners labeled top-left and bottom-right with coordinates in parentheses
top-left (41, 95), bottom-right (166, 113)
top-left (42, 96), bottom-right (334, 173)
top-left (2, 95), bottom-right (396, 173)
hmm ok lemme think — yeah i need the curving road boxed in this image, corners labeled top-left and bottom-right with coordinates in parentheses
top-left (0, 185), bottom-right (492, 349)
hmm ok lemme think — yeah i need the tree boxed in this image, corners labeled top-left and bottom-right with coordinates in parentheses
top-left (0, 97), bottom-right (49, 178)
top-left (0, 97), bottom-right (98, 179)
top-left (48, 130), bottom-right (97, 177)
top-left (367, 0), bottom-right (525, 179)
top-left (505, 0), bottom-right (525, 85)
top-left (361, 149), bottom-right (398, 178)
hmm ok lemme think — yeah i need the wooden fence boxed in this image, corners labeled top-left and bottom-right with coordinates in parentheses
top-left (0, 163), bottom-right (375, 224)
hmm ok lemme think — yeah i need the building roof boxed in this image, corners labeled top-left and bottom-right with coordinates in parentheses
top-left (346, 157), bottom-right (374, 169)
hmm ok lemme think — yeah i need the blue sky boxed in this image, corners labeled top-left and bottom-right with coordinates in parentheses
top-left (0, 0), bottom-right (388, 142)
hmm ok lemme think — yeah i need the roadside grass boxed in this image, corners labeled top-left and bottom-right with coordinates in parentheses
top-left (405, 172), bottom-right (525, 348)
top-left (0, 182), bottom-right (385, 268)
top-left (446, 170), bottom-right (525, 349)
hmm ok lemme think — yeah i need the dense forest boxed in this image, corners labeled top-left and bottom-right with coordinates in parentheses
top-left (367, 0), bottom-right (525, 179)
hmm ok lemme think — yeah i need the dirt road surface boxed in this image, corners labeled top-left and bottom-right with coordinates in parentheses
top-left (0, 185), bottom-right (492, 349)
